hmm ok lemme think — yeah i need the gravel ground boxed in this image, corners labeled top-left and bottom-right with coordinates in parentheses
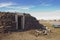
top-left (0, 29), bottom-right (60, 40)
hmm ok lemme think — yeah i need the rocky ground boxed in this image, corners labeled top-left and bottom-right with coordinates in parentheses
top-left (0, 21), bottom-right (60, 40)
top-left (0, 29), bottom-right (60, 40)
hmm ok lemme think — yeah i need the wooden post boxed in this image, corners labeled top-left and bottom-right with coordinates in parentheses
top-left (22, 15), bottom-right (25, 29)
top-left (15, 15), bottom-right (18, 30)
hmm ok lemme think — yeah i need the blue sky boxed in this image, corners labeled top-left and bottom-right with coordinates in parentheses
top-left (0, 0), bottom-right (60, 20)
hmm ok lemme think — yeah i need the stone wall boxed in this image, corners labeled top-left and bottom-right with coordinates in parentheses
top-left (24, 14), bottom-right (43, 30)
top-left (0, 12), bottom-right (16, 31)
top-left (0, 12), bottom-right (44, 32)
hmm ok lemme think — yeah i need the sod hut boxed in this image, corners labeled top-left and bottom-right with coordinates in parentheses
top-left (0, 12), bottom-right (43, 31)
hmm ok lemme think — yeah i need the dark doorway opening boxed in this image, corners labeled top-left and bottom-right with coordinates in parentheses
top-left (18, 16), bottom-right (22, 30)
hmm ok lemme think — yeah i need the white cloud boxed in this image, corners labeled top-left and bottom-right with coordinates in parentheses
top-left (30, 10), bottom-right (60, 20)
top-left (39, 0), bottom-right (54, 7)
top-left (0, 2), bottom-right (34, 10)
top-left (5, 10), bottom-right (17, 12)
top-left (4, 6), bottom-right (34, 12)
top-left (0, 2), bottom-right (14, 7)
top-left (40, 3), bottom-right (51, 6)
top-left (6, 6), bottom-right (34, 10)
top-left (19, 6), bottom-right (34, 10)
top-left (20, 7), bottom-right (30, 10)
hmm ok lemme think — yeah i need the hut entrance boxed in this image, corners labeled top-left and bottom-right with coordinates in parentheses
top-left (18, 16), bottom-right (22, 30)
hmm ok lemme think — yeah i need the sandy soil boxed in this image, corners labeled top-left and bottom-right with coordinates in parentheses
top-left (0, 21), bottom-right (60, 40)
top-left (0, 29), bottom-right (60, 40)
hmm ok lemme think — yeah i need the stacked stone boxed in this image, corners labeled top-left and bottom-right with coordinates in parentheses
top-left (24, 14), bottom-right (43, 30)
top-left (0, 12), bottom-right (44, 32)
top-left (0, 12), bottom-right (16, 31)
